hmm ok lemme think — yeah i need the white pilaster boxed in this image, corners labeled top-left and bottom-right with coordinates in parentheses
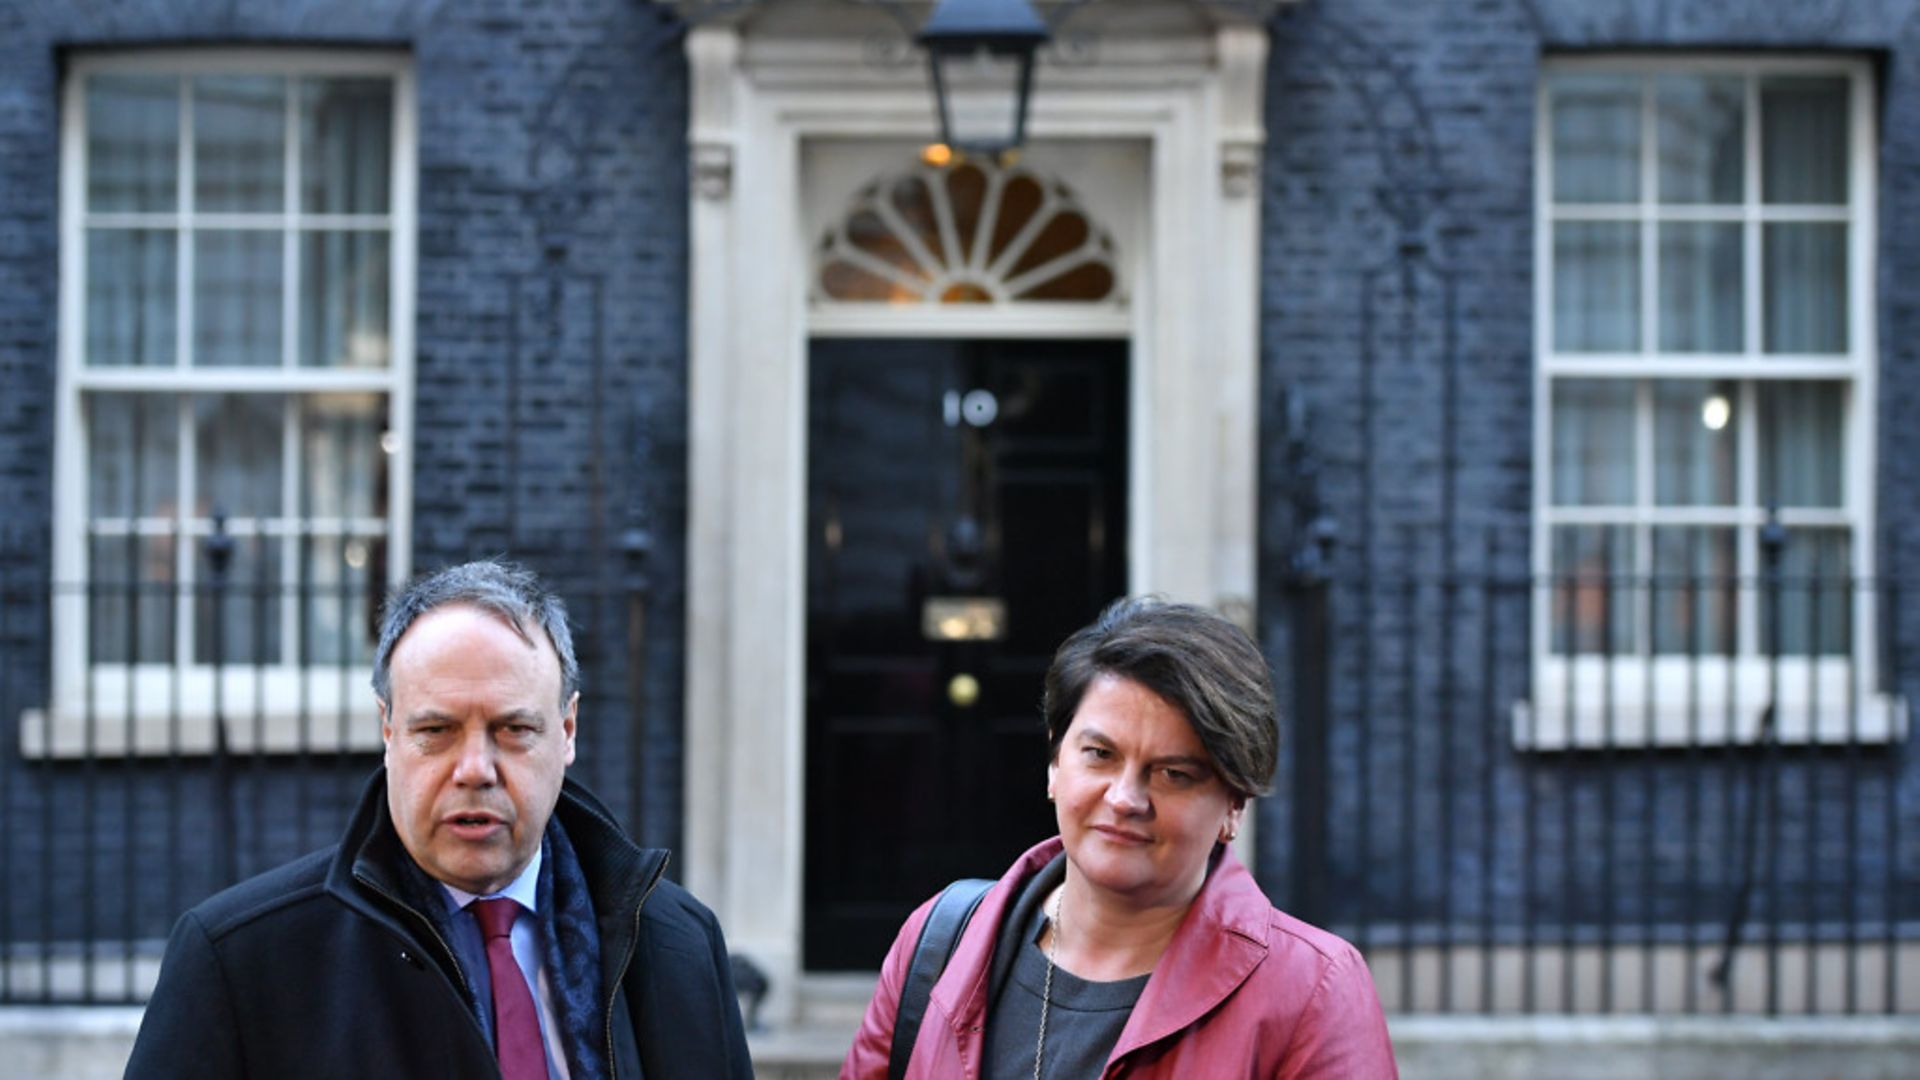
top-left (680, 2), bottom-right (1272, 1020)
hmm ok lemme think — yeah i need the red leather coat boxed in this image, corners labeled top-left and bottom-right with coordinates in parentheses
top-left (841, 838), bottom-right (1398, 1080)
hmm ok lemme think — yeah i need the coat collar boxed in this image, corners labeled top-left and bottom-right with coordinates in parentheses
top-left (1110, 844), bottom-right (1270, 1058)
top-left (325, 768), bottom-right (670, 980)
top-left (934, 836), bottom-right (1273, 1067)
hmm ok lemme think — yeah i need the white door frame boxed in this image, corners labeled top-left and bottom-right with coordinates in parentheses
top-left (681, 4), bottom-right (1268, 1023)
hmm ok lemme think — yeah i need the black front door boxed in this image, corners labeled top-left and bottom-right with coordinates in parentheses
top-left (804, 338), bottom-right (1129, 971)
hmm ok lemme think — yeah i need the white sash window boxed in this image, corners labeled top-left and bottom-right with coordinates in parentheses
top-left (34, 51), bottom-right (416, 757)
top-left (1527, 56), bottom-right (1899, 748)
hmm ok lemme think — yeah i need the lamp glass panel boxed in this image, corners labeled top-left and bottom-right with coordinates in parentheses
top-left (932, 50), bottom-right (1026, 150)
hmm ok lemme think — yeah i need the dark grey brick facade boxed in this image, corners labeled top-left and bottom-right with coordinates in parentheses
top-left (0, 0), bottom-right (690, 948)
top-left (1, 0), bottom-right (1914, 989)
top-left (1257, 0), bottom-right (1920, 955)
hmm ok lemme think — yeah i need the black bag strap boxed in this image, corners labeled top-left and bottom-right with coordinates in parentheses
top-left (888, 877), bottom-right (995, 1080)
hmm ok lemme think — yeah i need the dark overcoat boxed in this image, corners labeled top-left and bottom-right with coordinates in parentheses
top-left (124, 769), bottom-right (752, 1080)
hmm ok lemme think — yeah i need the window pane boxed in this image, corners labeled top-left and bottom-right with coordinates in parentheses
top-left (1552, 379), bottom-right (1636, 506)
top-left (1762, 76), bottom-right (1849, 205)
top-left (819, 259), bottom-right (901, 302)
top-left (1760, 528), bottom-right (1851, 656)
top-left (86, 229), bottom-right (176, 367)
top-left (301, 394), bottom-right (386, 520)
top-left (300, 231), bottom-right (390, 368)
top-left (89, 533), bottom-right (178, 665)
top-left (845, 206), bottom-right (928, 285)
top-left (89, 394), bottom-right (179, 519)
top-left (194, 394), bottom-right (284, 519)
top-left (195, 230), bottom-right (283, 367)
top-left (1552, 74), bottom-right (1640, 203)
top-left (1764, 223), bottom-right (1847, 353)
top-left (192, 533), bottom-right (281, 665)
top-left (87, 75), bottom-right (178, 212)
top-left (1551, 525), bottom-right (1636, 655)
top-left (1657, 75), bottom-right (1743, 204)
top-left (86, 394), bottom-right (182, 666)
top-left (1651, 526), bottom-right (1737, 656)
top-left (1659, 222), bottom-right (1742, 352)
top-left (301, 534), bottom-right (380, 665)
top-left (1759, 381), bottom-right (1843, 508)
top-left (299, 78), bottom-right (392, 214)
top-left (1018, 263), bottom-right (1116, 302)
top-left (1554, 222), bottom-right (1640, 351)
top-left (1653, 379), bottom-right (1737, 506)
top-left (194, 75), bottom-right (285, 212)
top-left (70, 61), bottom-right (405, 684)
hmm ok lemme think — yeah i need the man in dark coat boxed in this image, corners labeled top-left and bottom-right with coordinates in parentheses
top-left (125, 560), bottom-right (752, 1080)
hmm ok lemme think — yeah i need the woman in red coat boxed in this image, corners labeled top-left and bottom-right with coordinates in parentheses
top-left (842, 598), bottom-right (1398, 1080)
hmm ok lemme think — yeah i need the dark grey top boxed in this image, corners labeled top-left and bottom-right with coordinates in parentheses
top-left (983, 891), bottom-right (1150, 1080)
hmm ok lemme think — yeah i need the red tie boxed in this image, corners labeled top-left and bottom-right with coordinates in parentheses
top-left (470, 898), bottom-right (547, 1080)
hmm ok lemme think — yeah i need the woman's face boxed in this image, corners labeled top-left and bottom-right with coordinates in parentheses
top-left (1048, 673), bottom-right (1244, 910)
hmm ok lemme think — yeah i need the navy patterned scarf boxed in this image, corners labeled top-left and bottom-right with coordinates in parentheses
top-left (395, 818), bottom-right (609, 1080)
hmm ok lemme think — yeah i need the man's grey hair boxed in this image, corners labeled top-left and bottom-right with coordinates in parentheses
top-left (371, 559), bottom-right (579, 709)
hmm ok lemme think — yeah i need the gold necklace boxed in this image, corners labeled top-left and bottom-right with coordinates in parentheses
top-left (1035, 886), bottom-right (1062, 1080)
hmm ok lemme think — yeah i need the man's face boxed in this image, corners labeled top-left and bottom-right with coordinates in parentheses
top-left (379, 604), bottom-right (576, 895)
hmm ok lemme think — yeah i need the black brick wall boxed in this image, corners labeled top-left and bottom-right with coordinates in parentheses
top-left (4, 0), bottom-right (1917, 972)
top-left (0, 0), bottom-right (690, 947)
top-left (1256, 0), bottom-right (1920, 948)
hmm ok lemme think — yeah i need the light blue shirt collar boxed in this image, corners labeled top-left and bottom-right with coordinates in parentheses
top-left (439, 845), bottom-right (542, 914)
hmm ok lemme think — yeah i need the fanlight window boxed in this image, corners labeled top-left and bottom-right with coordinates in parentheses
top-left (814, 161), bottom-right (1120, 304)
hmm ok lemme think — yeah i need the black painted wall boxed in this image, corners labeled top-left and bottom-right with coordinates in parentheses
top-left (0, 0), bottom-right (690, 951)
top-left (1256, 0), bottom-right (1920, 954)
top-left (3, 0), bottom-right (1917, 974)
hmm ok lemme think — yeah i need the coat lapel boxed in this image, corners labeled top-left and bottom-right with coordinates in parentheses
top-left (1105, 849), bottom-right (1271, 1066)
top-left (925, 840), bottom-right (1064, 1076)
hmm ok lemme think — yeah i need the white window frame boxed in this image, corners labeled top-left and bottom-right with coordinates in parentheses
top-left (1524, 54), bottom-right (1904, 749)
top-left (30, 49), bottom-right (417, 758)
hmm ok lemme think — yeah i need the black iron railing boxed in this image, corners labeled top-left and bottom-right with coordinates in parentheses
top-left (0, 522), bottom-right (654, 1004)
top-left (1, 516), bottom-right (1913, 1013)
top-left (1281, 524), bottom-right (1917, 1015)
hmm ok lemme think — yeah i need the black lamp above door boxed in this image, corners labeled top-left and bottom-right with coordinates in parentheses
top-left (916, 0), bottom-right (1050, 164)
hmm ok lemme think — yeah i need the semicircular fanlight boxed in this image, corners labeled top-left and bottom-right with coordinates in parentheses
top-left (815, 160), bottom-right (1121, 305)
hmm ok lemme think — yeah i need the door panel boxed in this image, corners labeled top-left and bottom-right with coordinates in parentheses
top-left (804, 338), bottom-right (1128, 970)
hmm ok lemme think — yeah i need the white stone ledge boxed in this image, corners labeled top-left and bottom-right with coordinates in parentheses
top-left (6, 1007), bottom-right (1918, 1080)
top-left (0, 1007), bottom-right (142, 1080)
top-left (1388, 1015), bottom-right (1920, 1080)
